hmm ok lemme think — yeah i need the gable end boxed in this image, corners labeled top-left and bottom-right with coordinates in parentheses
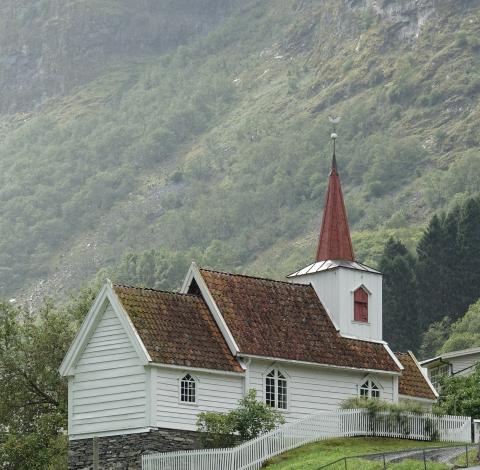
top-left (60, 282), bottom-right (151, 377)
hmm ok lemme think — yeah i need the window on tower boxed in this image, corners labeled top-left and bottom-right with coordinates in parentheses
top-left (354, 287), bottom-right (369, 323)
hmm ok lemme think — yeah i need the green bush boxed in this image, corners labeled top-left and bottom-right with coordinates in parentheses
top-left (341, 398), bottom-right (440, 441)
top-left (196, 411), bottom-right (237, 448)
top-left (197, 390), bottom-right (285, 448)
top-left (435, 363), bottom-right (480, 419)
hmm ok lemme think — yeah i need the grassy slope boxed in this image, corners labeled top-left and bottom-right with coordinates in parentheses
top-left (265, 437), bottom-right (460, 470)
top-left (1, 0), bottom-right (480, 299)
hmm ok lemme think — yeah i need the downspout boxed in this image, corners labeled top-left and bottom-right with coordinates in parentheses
top-left (243, 357), bottom-right (252, 395)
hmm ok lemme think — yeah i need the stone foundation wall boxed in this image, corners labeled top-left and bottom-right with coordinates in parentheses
top-left (69, 428), bottom-right (202, 470)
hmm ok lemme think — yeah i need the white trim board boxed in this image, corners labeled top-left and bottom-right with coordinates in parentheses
top-left (69, 427), bottom-right (155, 441)
top-left (421, 347), bottom-right (480, 366)
top-left (407, 350), bottom-right (439, 398)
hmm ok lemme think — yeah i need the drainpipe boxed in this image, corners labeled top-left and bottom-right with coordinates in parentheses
top-left (244, 358), bottom-right (252, 395)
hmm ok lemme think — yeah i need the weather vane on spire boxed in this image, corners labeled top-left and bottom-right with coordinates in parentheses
top-left (328, 115), bottom-right (341, 156)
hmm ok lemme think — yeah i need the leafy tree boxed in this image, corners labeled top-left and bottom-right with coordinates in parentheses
top-left (440, 299), bottom-right (480, 354)
top-left (0, 289), bottom-right (94, 469)
top-left (419, 317), bottom-right (451, 359)
top-left (436, 364), bottom-right (480, 418)
top-left (379, 238), bottom-right (419, 351)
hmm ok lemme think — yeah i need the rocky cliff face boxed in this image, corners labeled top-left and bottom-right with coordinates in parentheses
top-left (0, 0), bottom-right (235, 113)
top-left (348, 0), bottom-right (479, 39)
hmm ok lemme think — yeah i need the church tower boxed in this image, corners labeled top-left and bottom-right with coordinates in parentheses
top-left (288, 135), bottom-right (383, 342)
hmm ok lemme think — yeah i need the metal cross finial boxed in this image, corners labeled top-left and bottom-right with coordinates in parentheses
top-left (328, 115), bottom-right (341, 161)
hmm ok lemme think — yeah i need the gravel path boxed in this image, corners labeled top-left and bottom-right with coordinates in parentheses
top-left (365, 445), bottom-right (472, 467)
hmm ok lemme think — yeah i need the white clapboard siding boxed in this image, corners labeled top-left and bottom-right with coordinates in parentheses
top-left (71, 304), bottom-right (147, 437)
top-left (155, 368), bottom-right (244, 431)
top-left (449, 353), bottom-right (480, 375)
top-left (248, 359), bottom-right (394, 422)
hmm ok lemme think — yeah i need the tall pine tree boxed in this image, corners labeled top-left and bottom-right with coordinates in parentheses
top-left (379, 237), bottom-right (419, 352)
top-left (416, 196), bottom-right (480, 343)
top-left (457, 197), bottom-right (480, 314)
top-left (416, 214), bottom-right (451, 330)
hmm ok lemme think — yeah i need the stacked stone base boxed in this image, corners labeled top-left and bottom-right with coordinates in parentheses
top-left (69, 428), bottom-right (201, 470)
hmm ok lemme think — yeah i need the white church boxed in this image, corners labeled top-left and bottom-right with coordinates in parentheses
top-left (60, 147), bottom-right (437, 469)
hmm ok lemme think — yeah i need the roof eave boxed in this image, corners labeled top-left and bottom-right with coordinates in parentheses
top-left (148, 361), bottom-right (245, 376)
top-left (237, 353), bottom-right (402, 376)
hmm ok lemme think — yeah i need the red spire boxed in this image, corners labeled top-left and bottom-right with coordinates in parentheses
top-left (315, 152), bottom-right (355, 262)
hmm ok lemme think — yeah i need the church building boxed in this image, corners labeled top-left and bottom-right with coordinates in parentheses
top-left (60, 144), bottom-right (437, 469)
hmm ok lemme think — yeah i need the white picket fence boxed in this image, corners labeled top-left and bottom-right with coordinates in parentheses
top-left (142, 409), bottom-right (471, 470)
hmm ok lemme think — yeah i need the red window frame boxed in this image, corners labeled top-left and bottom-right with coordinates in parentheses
top-left (354, 287), bottom-right (369, 323)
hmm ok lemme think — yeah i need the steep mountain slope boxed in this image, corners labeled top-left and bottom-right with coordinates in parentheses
top-left (0, 0), bottom-right (479, 301)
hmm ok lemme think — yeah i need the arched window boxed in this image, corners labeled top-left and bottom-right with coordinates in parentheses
top-left (265, 369), bottom-right (287, 409)
top-left (359, 379), bottom-right (380, 399)
top-left (354, 287), bottom-right (369, 323)
top-left (180, 374), bottom-right (196, 403)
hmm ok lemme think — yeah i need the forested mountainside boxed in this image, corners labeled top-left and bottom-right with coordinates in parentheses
top-left (1, 0), bottom-right (480, 302)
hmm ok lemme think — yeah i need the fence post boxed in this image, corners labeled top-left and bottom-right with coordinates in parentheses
top-left (92, 436), bottom-right (99, 470)
top-left (383, 453), bottom-right (386, 469)
top-left (423, 449), bottom-right (427, 470)
top-left (344, 457), bottom-right (347, 470)
top-left (466, 445), bottom-right (469, 467)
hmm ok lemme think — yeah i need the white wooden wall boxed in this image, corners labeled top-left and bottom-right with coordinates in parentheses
top-left (247, 359), bottom-right (395, 423)
top-left (449, 353), bottom-right (480, 375)
top-left (154, 368), bottom-right (244, 431)
top-left (70, 304), bottom-right (147, 438)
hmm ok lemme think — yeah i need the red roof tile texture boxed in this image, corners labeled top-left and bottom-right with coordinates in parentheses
top-left (199, 269), bottom-right (400, 373)
top-left (113, 284), bottom-right (243, 373)
top-left (396, 352), bottom-right (436, 400)
top-left (316, 155), bottom-right (355, 262)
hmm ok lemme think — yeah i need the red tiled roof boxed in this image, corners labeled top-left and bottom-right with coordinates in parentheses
top-left (113, 284), bottom-right (243, 373)
top-left (198, 269), bottom-right (400, 373)
top-left (396, 352), bottom-right (437, 400)
top-left (316, 154), bottom-right (355, 262)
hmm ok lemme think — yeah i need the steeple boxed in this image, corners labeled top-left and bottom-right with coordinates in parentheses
top-left (315, 136), bottom-right (355, 262)
top-left (288, 129), bottom-right (382, 342)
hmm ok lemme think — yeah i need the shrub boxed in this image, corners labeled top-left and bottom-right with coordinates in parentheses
top-left (196, 411), bottom-right (237, 448)
top-left (341, 398), bottom-right (440, 440)
top-left (231, 389), bottom-right (285, 441)
top-left (196, 390), bottom-right (285, 448)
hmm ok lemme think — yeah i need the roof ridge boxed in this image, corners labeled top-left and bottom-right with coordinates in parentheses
top-left (199, 267), bottom-right (311, 288)
top-left (112, 283), bottom-right (199, 298)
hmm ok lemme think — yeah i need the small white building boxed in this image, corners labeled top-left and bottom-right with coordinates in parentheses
top-left (421, 347), bottom-right (480, 390)
top-left (60, 152), bottom-right (437, 469)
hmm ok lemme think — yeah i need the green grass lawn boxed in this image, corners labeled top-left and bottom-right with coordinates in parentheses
top-left (264, 437), bottom-right (462, 470)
